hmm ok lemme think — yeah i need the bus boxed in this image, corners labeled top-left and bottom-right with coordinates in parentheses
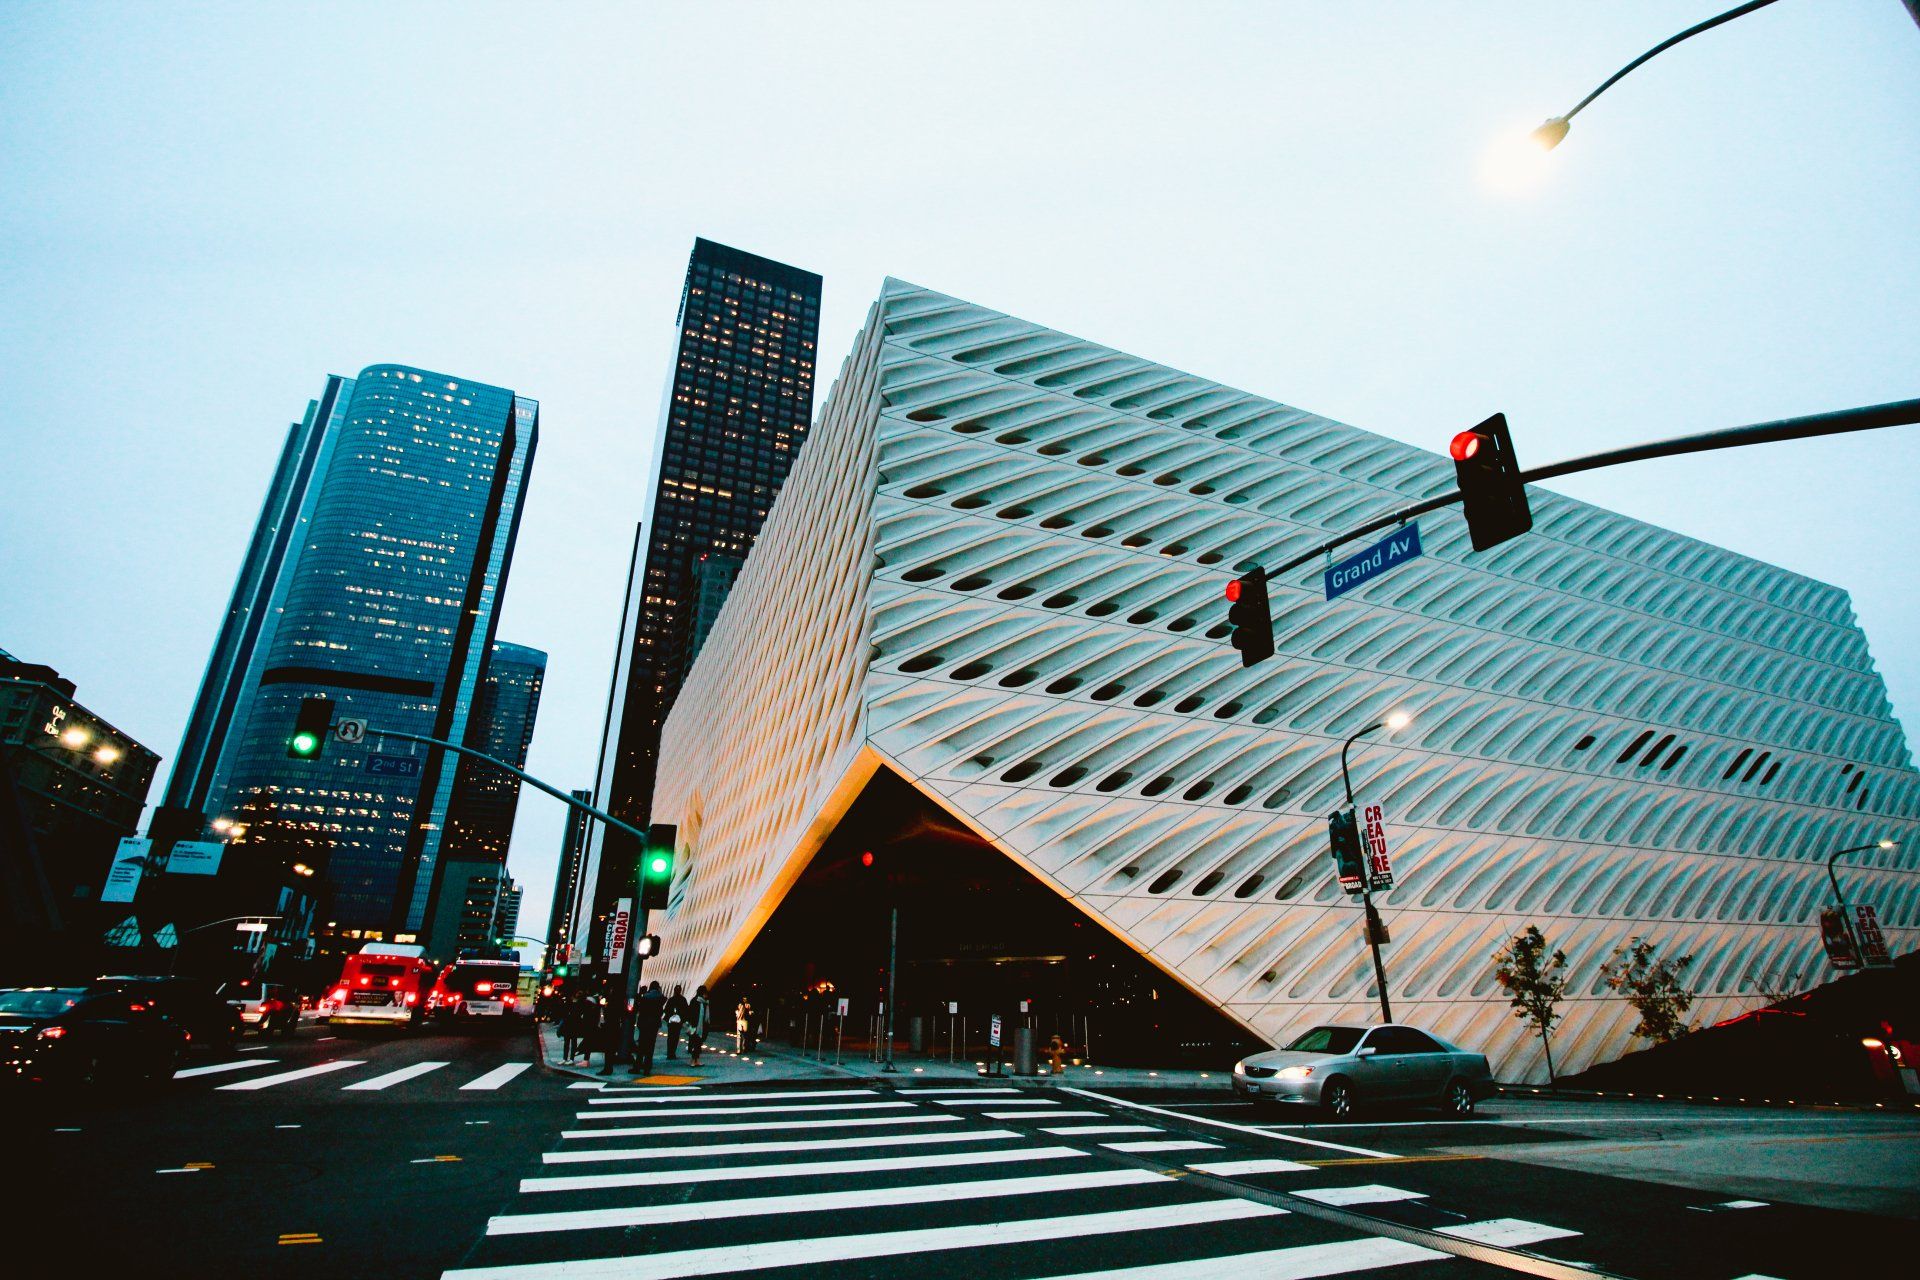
top-left (318, 943), bottom-right (436, 1027)
top-left (427, 957), bottom-right (524, 1027)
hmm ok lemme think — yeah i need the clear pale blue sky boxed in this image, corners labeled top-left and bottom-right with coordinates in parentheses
top-left (3, 2), bottom-right (1916, 947)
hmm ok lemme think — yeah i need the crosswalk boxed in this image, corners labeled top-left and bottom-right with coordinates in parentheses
top-left (173, 1055), bottom-right (538, 1095)
top-left (441, 1083), bottom-right (1597, 1280)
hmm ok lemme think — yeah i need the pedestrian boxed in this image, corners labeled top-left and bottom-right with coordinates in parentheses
top-left (598, 992), bottom-right (627, 1076)
top-left (663, 984), bottom-right (689, 1059)
top-left (686, 984), bottom-right (711, 1066)
top-left (560, 991), bottom-right (591, 1062)
top-left (632, 980), bottom-right (667, 1075)
top-left (735, 997), bottom-right (751, 1053)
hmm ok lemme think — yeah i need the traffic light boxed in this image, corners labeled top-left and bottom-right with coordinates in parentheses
top-left (1449, 412), bottom-right (1532, 552)
top-left (287, 696), bottom-right (334, 759)
top-left (640, 823), bottom-right (677, 911)
top-left (552, 964), bottom-right (572, 978)
top-left (635, 934), bottom-right (661, 958)
top-left (1328, 808), bottom-right (1365, 894)
top-left (1225, 567), bottom-right (1274, 667)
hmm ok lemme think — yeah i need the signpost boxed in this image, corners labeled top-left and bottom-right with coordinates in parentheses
top-left (990, 1015), bottom-right (1002, 1048)
top-left (1324, 523), bottom-right (1423, 600)
top-left (334, 717), bottom-right (368, 744)
top-left (606, 898), bottom-right (633, 975)
top-left (1360, 803), bottom-right (1393, 891)
top-left (166, 839), bottom-right (225, 876)
top-left (100, 837), bottom-right (150, 904)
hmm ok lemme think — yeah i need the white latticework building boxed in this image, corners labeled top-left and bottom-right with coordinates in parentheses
top-left (645, 279), bottom-right (1918, 1081)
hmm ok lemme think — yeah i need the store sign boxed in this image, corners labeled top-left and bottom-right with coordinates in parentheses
top-left (1361, 803), bottom-right (1393, 891)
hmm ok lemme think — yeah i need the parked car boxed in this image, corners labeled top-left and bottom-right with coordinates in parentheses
top-left (89, 976), bottom-right (242, 1052)
top-left (1232, 1023), bottom-right (1493, 1119)
top-left (218, 980), bottom-right (299, 1036)
top-left (1, 987), bottom-right (185, 1086)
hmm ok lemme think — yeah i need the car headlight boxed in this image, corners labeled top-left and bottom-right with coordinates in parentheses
top-left (1232, 1061), bottom-right (1246, 1075)
top-left (1276, 1066), bottom-right (1314, 1081)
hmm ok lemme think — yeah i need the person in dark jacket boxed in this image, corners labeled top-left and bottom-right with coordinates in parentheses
top-left (663, 984), bottom-right (689, 1059)
top-left (686, 985), bottom-right (712, 1066)
top-left (560, 991), bottom-right (593, 1063)
top-left (632, 981), bottom-right (667, 1075)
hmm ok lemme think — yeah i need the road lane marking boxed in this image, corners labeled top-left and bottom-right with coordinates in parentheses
top-left (157, 1161), bottom-right (216, 1173)
top-left (276, 1124), bottom-right (301, 1129)
top-left (490, 1168), bottom-right (1176, 1236)
top-left (1302, 1153), bottom-right (1483, 1168)
top-left (447, 1200), bottom-right (1279, 1279)
top-left (1718, 1200), bottom-right (1769, 1209)
top-left (933, 1097), bottom-right (1056, 1107)
top-left (237, 1044), bottom-right (273, 1052)
top-left (522, 1144), bottom-right (1087, 1194)
top-left (175, 1059), bottom-right (278, 1079)
top-left (463, 1063), bottom-right (533, 1091)
top-left (543, 1129), bottom-right (1016, 1164)
top-left (218, 1060), bottom-right (365, 1090)
top-left (987, 1109), bottom-right (1107, 1120)
top-left (567, 1082), bottom-right (606, 1090)
top-left (585, 1087), bottom-right (871, 1105)
top-left (1293, 1184), bottom-right (1428, 1207)
top-left (576, 1100), bottom-right (912, 1121)
top-left (413, 1155), bottom-right (463, 1163)
top-left (1437, 1219), bottom-right (1580, 1247)
top-left (1022, 1235), bottom-right (1447, 1278)
top-left (1063, 1087), bottom-right (1395, 1159)
top-left (903, 1087), bottom-right (1020, 1095)
top-left (278, 1233), bottom-right (323, 1246)
top-left (561, 1113), bottom-right (960, 1140)
top-left (1188, 1157), bottom-right (1316, 1176)
top-left (345, 1061), bottom-right (450, 1091)
top-left (1040, 1125), bottom-right (1161, 1136)
top-left (1101, 1140), bottom-right (1219, 1153)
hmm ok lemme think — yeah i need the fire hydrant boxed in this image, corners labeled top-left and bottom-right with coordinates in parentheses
top-left (1046, 1034), bottom-right (1069, 1073)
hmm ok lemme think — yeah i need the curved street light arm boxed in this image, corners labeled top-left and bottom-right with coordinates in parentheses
top-left (1556, 0), bottom-right (1784, 125)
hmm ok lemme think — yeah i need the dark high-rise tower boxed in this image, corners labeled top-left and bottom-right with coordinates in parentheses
top-left (546, 787), bottom-right (592, 962)
top-left (577, 239), bottom-right (821, 955)
top-left (438, 641), bottom-right (547, 865)
top-left (170, 366), bottom-right (537, 946)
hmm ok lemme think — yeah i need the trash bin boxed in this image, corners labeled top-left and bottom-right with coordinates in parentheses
top-left (1013, 1025), bottom-right (1037, 1075)
top-left (909, 1015), bottom-right (925, 1053)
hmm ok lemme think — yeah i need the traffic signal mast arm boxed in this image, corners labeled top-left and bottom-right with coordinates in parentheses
top-left (361, 726), bottom-right (649, 847)
top-left (1265, 397), bottom-right (1920, 580)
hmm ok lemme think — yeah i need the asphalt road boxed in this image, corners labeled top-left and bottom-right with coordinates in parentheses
top-left (10, 1037), bottom-right (1920, 1280)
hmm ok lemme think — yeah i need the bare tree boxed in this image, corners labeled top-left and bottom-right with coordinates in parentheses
top-left (1492, 925), bottom-right (1570, 1086)
top-left (1601, 937), bottom-right (1695, 1044)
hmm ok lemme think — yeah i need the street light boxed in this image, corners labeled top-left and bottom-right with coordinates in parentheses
top-left (1521, 0), bottom-right (1783, 154)
top-left (1338, 713), bottom-right (1413, 1023)
top-left (1827, 838), bottom-right (1899, 911)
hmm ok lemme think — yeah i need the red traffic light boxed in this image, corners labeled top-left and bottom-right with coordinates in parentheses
top-left (1449, 431), bottom-right (1484, 462)
top-left (860, 851), bottom-right (874, 867)
top-left (1224, 580), bottom-right (1242, 603)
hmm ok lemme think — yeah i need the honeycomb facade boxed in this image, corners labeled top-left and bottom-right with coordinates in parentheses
top-left (646, 280), bottom-right (1918, 1081)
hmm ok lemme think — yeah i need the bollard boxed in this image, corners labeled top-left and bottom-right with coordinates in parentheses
top-left (1013, 1025), bottom-right (1037, 1075)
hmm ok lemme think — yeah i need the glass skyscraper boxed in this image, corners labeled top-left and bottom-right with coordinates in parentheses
top-left (171, 365), bottom-right (537, 941)
top-left (575, 240), bottom-right (821, 955)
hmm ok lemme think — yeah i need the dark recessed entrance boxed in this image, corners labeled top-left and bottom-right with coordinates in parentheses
top-left (715, 768), bottom-right (1265, 1067)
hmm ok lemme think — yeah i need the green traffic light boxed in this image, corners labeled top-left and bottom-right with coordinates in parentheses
top-left (290, 731), bottom-right (319, 756)
top-left (649, 855), bottom-right (669, 876)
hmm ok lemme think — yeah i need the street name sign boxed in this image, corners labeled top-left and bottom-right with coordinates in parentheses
top-left (366, 753), bottom-right (422, 779)
top-left (1325, 523), bottom-right (1423, 600)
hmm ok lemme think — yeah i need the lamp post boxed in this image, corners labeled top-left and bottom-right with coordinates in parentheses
top-left (1827, 839), bottom-right (1899, 911)
top-left (1527, 0), bottom-right (1784, 153)
top-left (168, 915), bottom-right (283, 976)
top-left (1339, 711), bottom-right (1411, 1023)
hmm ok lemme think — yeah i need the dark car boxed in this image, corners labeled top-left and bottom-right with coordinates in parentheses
top-left (1, 987), bottom-right (185, 1086)
top-left (218, 980), bottom-right (299, 1036)
top-left (90, 976), bottom-right (242, 1052)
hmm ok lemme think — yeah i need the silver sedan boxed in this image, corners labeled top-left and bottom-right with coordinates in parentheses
top-left (1232, 1023), bottom-right (1493, 1120)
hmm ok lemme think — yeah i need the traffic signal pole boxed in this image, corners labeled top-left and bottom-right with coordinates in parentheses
top-left (1264, 398), bottom-right (1920, 581)
top-left (1340, 725), bottom-right (1393, 1023)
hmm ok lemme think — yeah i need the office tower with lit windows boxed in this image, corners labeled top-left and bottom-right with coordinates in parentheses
top-left (546, 788), bottom-right (592, 962)
top-left (170, 365), bottom-right (538, 947)
top-left (575, 239), bottom-right (820, 956)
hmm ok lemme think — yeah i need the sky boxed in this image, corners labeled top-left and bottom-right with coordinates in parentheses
top-left (3, 2), bottom-right (1916, 954)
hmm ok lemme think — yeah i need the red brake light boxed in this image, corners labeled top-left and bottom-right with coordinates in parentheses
top-left (332, 988), bottom-right (348, 1002)
top-left (37, 1025), bottom-right (67, 1041)
top-left (1449, 431), bottom-right (1484, 462)
top-left (475, 982), bottom-right (492, 994)
top-left (503, 994), bottom-right (516, 1005)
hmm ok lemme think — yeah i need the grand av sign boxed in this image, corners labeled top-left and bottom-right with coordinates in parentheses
top-left (1325, 523), bottom-right (1423, 600)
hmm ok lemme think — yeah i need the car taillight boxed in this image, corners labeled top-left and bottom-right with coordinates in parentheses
top-left (503, 994), bottom-right (516, 1005)
top-left (446, 993), bottom-right (461, 1003)
top-left (37, 1025), bottom-right (67, 1041)
top-left (404, 992), bottom-right (417, 1005)
top-left (332, 988), bottom-right (348, 1002)
top-left (475, 982), bottom-right (492, 994)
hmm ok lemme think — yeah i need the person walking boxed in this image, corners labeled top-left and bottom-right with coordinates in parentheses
top-left (686, 985), bottom-right (712, 1067)
top-left (632, 980), bottom-right (667, 1076)
top-left (663, 984), bottom-right (689, 1059)
top-left (560, 991), bottom-right (591, 1063)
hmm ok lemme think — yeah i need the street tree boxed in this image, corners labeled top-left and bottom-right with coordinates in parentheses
top-left (1600, 937), bottom-right (1695, 1044)
top-left (1491, 925), bottom-right (1569, 1086)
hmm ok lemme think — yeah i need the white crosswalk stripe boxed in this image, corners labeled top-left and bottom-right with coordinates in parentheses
top-left (561, 1113), bottom-right (961, 1140)
top-left (543, 1128), bottom-right (1017, 1164)
top-left (217, 1060), bottom-right (364, 1090)
top-left (586, 1087), bottom-right (872, 1105)
top-left (1188, 1158), bottom-right (1316, 1176)
top-left (1292, 1185), bottom-right (1427, 1207)
top-left (463, 1062), bottom-right (534, 1090)
top-left (1040, 1125), bottom-right (1161, 1136)
top-left (576, 1100), bottom-right (912, 1121)
top-left (1025, 1235), bottom-right (1449, 1279)
top-left (1101, 1139), bottom-right (1220, 1153)
top-left (1438, 1218), bottom-right (1582, 1247)
top-left (344, 1061), bottom-right (449, 1091)
top-left (521, 1144), bottom-right (1087, 1194)
top-left (173, 1059), bottom-right (278, 1079)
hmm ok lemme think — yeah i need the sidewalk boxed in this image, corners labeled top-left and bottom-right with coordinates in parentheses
top-left (536, 1019), bottom-right (1232, 1091)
